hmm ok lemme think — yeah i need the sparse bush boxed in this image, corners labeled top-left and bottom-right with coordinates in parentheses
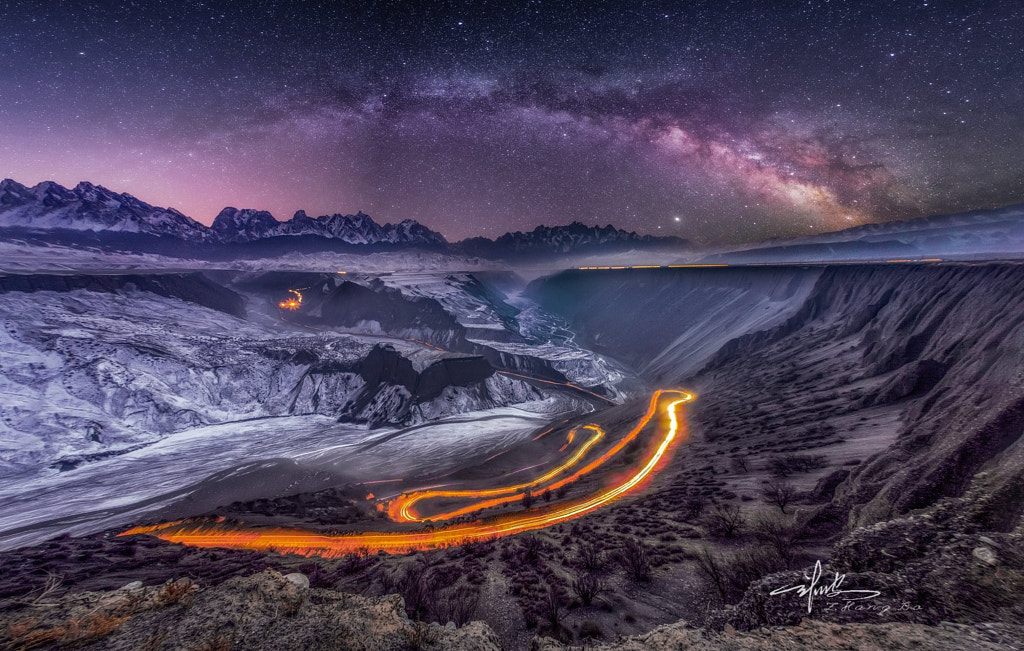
top-left (618, 537), bottom-right (652, 582)
top-left (522, 490), bottom-right (535, 509)
top-left (695, 546), bottom-right (730, 602)
top-left (767, 454), bottom-right (827, 477)
top-left (519, 535), bottom-right (543, 564)
top-left (751, 513), bottom-right (800, 565)
top-left (696, 542), bottom-right (787, 604)
top-left (705, 502), bottom-right (744, 538)
top-left (731, 544), bottom-right (788, 591)
top-left (762, 479), bottom-right (797, 514)
top-left (576, 541), bottom-right (604, 572)
top-left (570, 572), bottom-right (605, 606)
top-left (398, 563), bottom-right (432, 620)
top-left (298, 562), bottom-right (334, 589)
top-left (5, 611), bottom-right (130, 649)
top-left (431, 585), bottom-right (480, 626)
top-left (680, 492), bottom-right (707, 521)
top-left (542, 585), bottom-right (565, 631)
top-left (18, 572), bottom-right (64, 606)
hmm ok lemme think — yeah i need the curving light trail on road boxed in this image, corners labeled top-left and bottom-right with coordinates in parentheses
top-left (119, 390), bottom-right (693, 557)
top-left (386, 424), bottom-right (605, 522)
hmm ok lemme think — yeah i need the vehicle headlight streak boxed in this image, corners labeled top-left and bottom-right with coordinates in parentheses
top-left (119, 390), bottom-right (693, 557)
top-left (387, 424), bottom-right (606, 522)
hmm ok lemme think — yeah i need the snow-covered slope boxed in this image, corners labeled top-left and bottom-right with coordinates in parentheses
top-left (0, 270), bottom-right (617, 475)
top-left (0, 268), bottom-right (618, 545)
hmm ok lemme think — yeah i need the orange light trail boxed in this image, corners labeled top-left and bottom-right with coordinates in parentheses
top-left (119, 390), bottom-right (693, 557)
top-left (387, 424), bottom-right (605, 523)
top-left (559, 428), bottom-right (576, 452)
top-left (404, 337), bottom-right (445, 351)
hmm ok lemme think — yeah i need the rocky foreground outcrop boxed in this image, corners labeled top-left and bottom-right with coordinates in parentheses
top-left (4, 566), bottom-right (1019, 651)
top-left (0, 570), bottom-right (501, 650)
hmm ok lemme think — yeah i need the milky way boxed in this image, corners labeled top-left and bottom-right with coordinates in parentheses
top-left (1, 1), bottom-right (1022, 242)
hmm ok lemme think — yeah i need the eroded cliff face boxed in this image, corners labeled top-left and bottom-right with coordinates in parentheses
top-left (532, 263), bottom-right (1024, 532)
top-left (691, 264), bottom-right (1024, 529)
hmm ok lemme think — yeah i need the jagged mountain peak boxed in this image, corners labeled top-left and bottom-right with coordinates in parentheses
top-left (212, 206), bottom-right (447, 245)
top-left (0, 179), bottom-right (450, 247)
top-left (468, 220), bottom-right (685, 255)
top-left (211, 207), bottom-right (280, 243)
top-left (0, 179), bottom-right (211, 239)
top-left (2, 177), bottom-right (689, 254)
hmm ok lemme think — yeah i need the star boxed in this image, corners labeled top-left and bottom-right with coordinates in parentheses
top-left (0, 0), bottom-right (1019, 243)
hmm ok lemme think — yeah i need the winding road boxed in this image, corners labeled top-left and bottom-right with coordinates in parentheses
top-left (120, 389), bottom-right (693, 557)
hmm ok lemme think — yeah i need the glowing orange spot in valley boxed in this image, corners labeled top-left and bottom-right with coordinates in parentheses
top-left (278, 289), bottom-right (303, 310)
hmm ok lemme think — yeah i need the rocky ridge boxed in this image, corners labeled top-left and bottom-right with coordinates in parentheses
top-left (0, 570), bottom-right (502, 650)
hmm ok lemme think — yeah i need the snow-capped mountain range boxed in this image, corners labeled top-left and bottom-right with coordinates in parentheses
top-left (0, 179), bottom-right (213, 240)
top-left (0, 179), bottom-right (447, 247)
top-left (460, 221), bottom-right (682, 256)
top-left (0, 178), bottom-right (683, 255)
top-left (211, 207), bottom-right (449, 246)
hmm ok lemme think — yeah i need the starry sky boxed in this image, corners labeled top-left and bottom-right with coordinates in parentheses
top-left (1, 1), bottom-right (1022, 242)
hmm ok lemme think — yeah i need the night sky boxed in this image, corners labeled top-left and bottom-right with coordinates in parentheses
top-left (1, 1), bottom-right (1022, 242)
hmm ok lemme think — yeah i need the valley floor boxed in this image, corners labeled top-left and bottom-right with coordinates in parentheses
top-left (2, 262), bottom-right (1023, 650)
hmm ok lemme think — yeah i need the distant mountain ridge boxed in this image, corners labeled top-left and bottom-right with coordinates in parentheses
top-left (0, 179), bottom-right (447, 247)
top-left (0, 178), bottom-right (688, 257)
top-left (460, 221), bottom-right (684, 256)
top-left (211, 207), bottom-right (448, 246)
top-left (703, 203), bottom-right (1024, 263)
